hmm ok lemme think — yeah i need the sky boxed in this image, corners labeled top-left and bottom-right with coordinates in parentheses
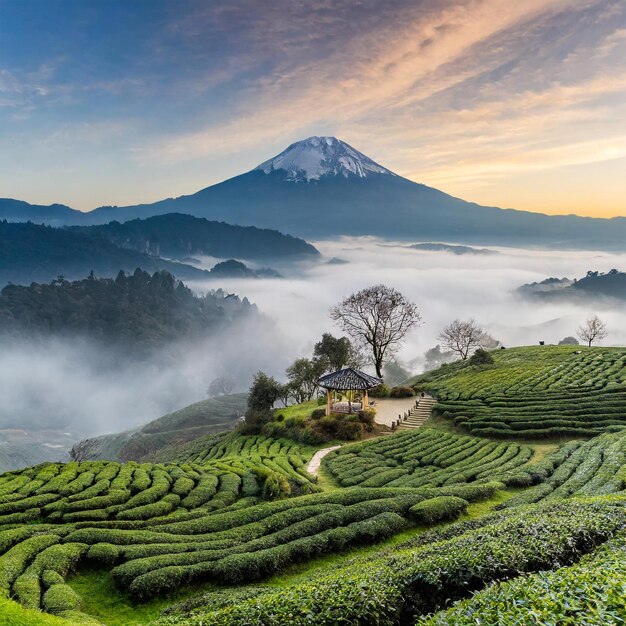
top-left (1, 0), bottom-right (625, 217)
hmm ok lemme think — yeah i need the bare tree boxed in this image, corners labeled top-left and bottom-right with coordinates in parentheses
top-left (330, 285), bottom-right (421, 377)
top-left (69, 439), bottom-right (98, 462)
top-left (577, 315), bottom-right (608, 347)
top-left (438, 319), bottom-right (489, 360)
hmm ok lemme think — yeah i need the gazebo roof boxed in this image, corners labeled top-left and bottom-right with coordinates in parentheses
top-left (318, 367), bottom-right (382, 391)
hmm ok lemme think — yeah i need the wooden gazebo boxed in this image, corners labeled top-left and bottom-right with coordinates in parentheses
top-left (318, 368), bottom-right (383, 416)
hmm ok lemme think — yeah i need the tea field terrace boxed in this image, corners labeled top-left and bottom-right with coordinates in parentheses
top-left (411, 345), bottom-right (626, 438)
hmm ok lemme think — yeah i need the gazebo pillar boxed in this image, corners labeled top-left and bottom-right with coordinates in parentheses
top-left (326, 388), bottom-right (332, 416)
top-left (363, 389), bottom-right (369, 410)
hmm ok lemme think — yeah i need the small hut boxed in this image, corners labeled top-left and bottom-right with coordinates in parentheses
top-left (318, 368), bottom-right (383, 416)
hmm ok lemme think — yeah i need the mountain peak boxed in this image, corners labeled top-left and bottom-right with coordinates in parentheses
top-left (254, 136), bottom-right (396, 182)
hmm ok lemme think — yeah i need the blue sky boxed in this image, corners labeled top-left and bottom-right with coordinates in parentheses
top-left (1, 0), bottom-right (625, 216)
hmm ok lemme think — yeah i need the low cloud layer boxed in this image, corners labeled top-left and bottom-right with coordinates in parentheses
top-left (191, 238), bottom-right (626, 370)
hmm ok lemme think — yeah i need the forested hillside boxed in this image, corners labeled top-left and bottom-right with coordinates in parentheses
top-left (0, 270), bottom-right (257, 354)
top-left (71, 214), bottom-right (319, 261)
top-left (0, 221), bottom-right (209, 286)
top-left (519, 269), bottom-right (626, 301)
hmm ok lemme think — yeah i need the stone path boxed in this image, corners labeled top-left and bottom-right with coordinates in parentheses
top-left (307, 445), bottom-right (341, 476)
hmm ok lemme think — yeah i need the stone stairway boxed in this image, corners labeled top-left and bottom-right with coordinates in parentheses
top-left (397, 395), bottom-right (436, 430)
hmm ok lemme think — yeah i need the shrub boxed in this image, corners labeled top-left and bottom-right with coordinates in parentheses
top-left (41, 570), bottom-right (64, 588)
top-left (369, 384), bottom-right (391, 398)
top-left (360, 408), bottom-right (376, 431)
top-left (310, 408), bottom-right (326, 420)
top-left (390, 386), bottom-right (415, 398)
top-left (335, 419), bottom-right (364, 440)
top-left (469, 348), bottom-right (495, 365)
top-left (409, 496), bottom-right (468, 524)
top-left (42, 583), bottom-right (82, 614)
top-left (87, 543), bottom-right (120, 566)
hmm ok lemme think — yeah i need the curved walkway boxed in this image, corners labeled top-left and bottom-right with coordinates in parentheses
top-left (307, 445), bottom-right (341, 476)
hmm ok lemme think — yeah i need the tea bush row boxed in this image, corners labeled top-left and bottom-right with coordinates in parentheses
top-left (417, 534), bottom-right (626, 625)
top-left (324, 428), bottom-right (533, 488)
top-left (153, 497), bottom-right (626, 625)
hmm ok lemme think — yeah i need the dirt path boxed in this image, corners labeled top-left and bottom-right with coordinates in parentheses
top-left (307, 445), bottom-right (341, 476)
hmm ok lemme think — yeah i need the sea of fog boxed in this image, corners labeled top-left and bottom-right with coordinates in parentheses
top-left (1, 237), bottom-right (625, 440)
top-left (190, 237), bottom-right (626, 363)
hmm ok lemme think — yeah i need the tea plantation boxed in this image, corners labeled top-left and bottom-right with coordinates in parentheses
top-left (413, 345), bottom-right (626, 437)
top-left (0, 345), bottom-right (625, 625)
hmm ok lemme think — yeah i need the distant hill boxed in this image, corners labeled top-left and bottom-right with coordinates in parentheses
top-left (0, 198), bottom-right (82, 225)
top-left (0, 220), bottom-right (210, 286)
top-left (408, 242), bottom-right (497, 255)
top-left (518, 269), bottom-right (626, 301)
top-left (90, 393), bottom-right (247, 462)
top-left (70, 213), bottom-right (319, 261)
top-left (208, 259), bottom-right (281, 279)
top-left (0, 269), bottom-right (257, 354)
top-left (4, 136), bottom-right (626, 250)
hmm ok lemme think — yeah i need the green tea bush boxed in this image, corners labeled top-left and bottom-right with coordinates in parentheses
top-left (0, 534), bottom-right (59, 596)
top-left (86, 543), bottom-right (121, 566)
top-left (409, 496), bottom-right (468, 524)
top-left (183, 498), bottom-right (626, 625)
top-left (417, 536), bottom-right (626, 625)
top-left (42, 584), bottom-right (82, 615)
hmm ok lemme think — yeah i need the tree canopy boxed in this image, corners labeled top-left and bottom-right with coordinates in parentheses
top-left (0, 269), bottom-right (257, 354)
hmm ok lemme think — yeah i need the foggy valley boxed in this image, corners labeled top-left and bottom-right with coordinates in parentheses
top-left (2, 238), bottom-right (625, 470)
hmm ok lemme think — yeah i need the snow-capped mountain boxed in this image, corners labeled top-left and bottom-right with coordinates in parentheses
top-left (254, 136), bottom-right (395, 182)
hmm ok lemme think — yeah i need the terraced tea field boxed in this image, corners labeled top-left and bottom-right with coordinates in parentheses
top-left (414, 346), bottom-right (626, 437)
top-left (156, 497), bottom-right (626, 625)
top-left (2, 346), bottom-right (626, 625)
top-left (501, 429), bottom-right (626, 507)
top-left (0, 429), bottom-right (511, 623)
top-left (325, 428), bottom-right (532, 487)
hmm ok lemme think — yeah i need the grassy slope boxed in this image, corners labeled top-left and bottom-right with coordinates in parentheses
top-left (93, 394), bottom-right (248, 462)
